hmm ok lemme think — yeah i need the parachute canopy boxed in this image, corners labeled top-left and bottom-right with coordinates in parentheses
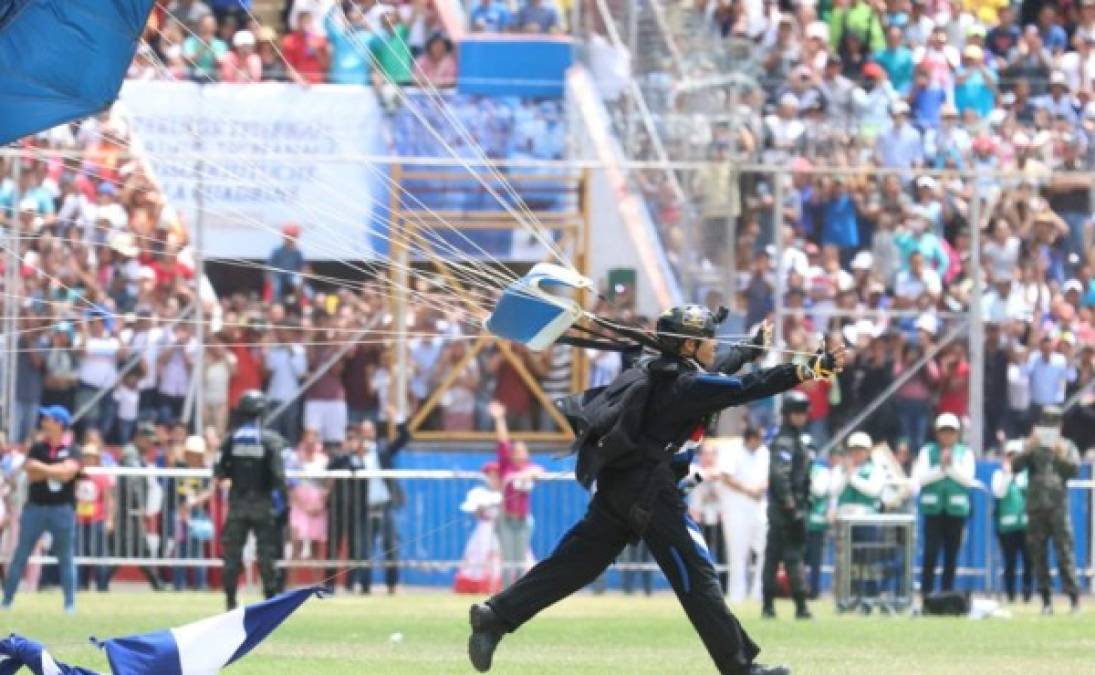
top-left (0, 0), bottom-right (154, 145)
top-left (484, 263), bottom-right (592, 351)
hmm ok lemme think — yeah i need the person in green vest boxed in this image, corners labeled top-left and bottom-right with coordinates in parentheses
top-left (912, 413), bottom-right (976, 599)
top-left (828, 0), bottom-right (886, 55)
top-left (835, 432), bottom-right (884, 517)
top-left (990, 440), bottom-right (1032, 604)
top-left (804, 439), bottom-right (833, 601)
top-left (834, 432), bottom-right (884, 607)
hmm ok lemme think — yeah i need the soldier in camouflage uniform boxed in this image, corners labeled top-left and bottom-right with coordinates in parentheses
top-left (1011, 406), bottom-right (1080, 615)
top-left (762, 391), bottom-right (813, 620)
top-left (215, 390), bottom-right (288, 610)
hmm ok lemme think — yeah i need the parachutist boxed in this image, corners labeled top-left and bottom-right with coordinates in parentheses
top-left (469, 305), bottom-right (844, 675)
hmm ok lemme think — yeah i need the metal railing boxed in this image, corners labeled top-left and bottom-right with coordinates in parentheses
top-left (6, 464), bottom-right (1092, 597)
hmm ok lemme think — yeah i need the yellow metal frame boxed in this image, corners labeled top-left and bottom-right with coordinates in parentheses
top-left (388, 166), bottom-right (592, 444)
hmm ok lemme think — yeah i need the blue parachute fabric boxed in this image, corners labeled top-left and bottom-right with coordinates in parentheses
top-left (0, 0), bottom-right (155, 145)
top-left (485, 263), bottom-right (591, 351)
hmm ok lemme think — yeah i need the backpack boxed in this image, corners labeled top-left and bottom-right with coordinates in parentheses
top-left (555, 366), bottom-right (655, 489)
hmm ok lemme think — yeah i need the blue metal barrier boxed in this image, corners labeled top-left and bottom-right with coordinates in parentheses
top-left (386, 451), bottom-right (1093, 593)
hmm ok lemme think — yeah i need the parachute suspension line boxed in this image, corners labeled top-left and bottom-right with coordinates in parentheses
top-left (127, 44), bottom-right (504, 321)
top-left (324, 5), bottom-right (577, 272)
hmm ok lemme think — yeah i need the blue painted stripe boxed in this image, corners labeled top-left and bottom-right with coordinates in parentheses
top-left (669, 546), bottom-right (690, 594)
top-left (683, 515), bottom-right (714, 565)
top-left (693, 373), bottom-right (744, 389)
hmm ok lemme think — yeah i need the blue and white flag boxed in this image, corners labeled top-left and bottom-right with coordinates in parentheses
top-left (0, 634), bottom-right (97, 675)
top-left (97, 586), bottom-right (323, 675)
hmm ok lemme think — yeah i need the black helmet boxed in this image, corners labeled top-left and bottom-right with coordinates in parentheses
top-left (1039, 405), bottom-right (1063, 427)
top-left (656, 305), bottom-right (725, 351)
top-left (237, 389), bottom-right (267, 416)
top-left (782, 390), bottom-right (810, 415)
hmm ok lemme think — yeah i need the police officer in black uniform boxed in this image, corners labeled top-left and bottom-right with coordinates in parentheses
top-left (762, 390), bottom-right (813, 619)
top-left (215, 389), bottom-right (288, 610)
top-left (468, 305), bottom-right (844, 675)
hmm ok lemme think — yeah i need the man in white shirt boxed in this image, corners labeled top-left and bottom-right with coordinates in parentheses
top-left (75, 312), bottom-right (125, 436)
top-left (156, 323), bottom-right (197, 423)
top-left (1027, 335), bottom-right (1077, 418)
top-left (715, 429), bottom-right (769, 604)
top-left (122, 308), bottom-right (162, 420)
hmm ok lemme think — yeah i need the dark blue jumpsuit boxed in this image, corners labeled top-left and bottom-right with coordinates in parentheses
top-left (487, 351), bottom-right (804, 675)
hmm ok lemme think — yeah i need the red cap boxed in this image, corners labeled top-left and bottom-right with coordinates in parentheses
top-left (481, 461), bottom-right (500, 474)
top-left (282, 222), bottom-right (302, 237)
top-left (862, 62), bottom-right (884, 79)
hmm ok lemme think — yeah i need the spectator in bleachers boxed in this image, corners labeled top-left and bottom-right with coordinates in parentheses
top-left (414, 34), bottom-right (457, 87)
top-left (202, 337), bottom-right (236, 438)
top-left (256, 26), bottom-right (295, 81)
top-left (470, 0), bottom-right (512, 32)
top-left (220, 29), bottom-right (262, 82)
top-left (167, 0), bottom-right (213, 34)
top-left (282, 10), bottom-right (330, 84)
top-left (954, 45), bottom-right (998, 118)
top-left (325, 2), bottom-right (374, 85)
top-left (513, 0), bottom-right (560, 34)
top-left (370, 5), bottom-right (416, 85)
top-left (875, 25), bottom-right (915, 94)
top-left (304, 312), bottom-right (349, 449)
top-left (183, 15), bottom-right (228, 81)
top-left (156, 322), bottom-right (197, 424)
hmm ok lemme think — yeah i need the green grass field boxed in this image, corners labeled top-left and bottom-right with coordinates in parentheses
top-left (0, 590), bottom-right (1092, 673)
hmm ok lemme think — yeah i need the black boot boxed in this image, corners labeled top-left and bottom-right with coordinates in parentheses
top-left (1041, 590), bottom-right (1053, 616)
top-left (761, 595), bottom-right (776, 619)
top-left (468, 603), bottom-right (506, 672)
top-left (226, 591), bottom-right (238, 612)
top-left (749, 663), bottom-right (791, 675)
top-left (793, 594), bottom-right (813, 620)
top-left (1069, 593), bottom-right (1080, 614)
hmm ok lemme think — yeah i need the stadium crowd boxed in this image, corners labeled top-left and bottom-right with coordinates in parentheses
top-left (612, 0), bottom-right (1095, 459)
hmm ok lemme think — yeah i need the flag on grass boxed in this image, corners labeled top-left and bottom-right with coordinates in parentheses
top-left (95, 586), bottom-right (324, 675)
top-left (0, 634), bottom-right (98, 675)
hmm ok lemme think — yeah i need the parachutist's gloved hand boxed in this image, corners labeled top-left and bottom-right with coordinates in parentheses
top-left (811, 349), bottom-right (839, 378)
top-left (750, 320), bottom-right (773, 359)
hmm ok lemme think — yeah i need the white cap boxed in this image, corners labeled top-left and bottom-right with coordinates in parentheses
top-left (851, 251), bottom-right (874, 270)
top-left (935, 413), bottom-right (961, 431)
top-left (18, 197), bottom-right (38, 213)
top-left (916, 176), bottom-right (938, 190)
top-left (233, 30), bottom-right (256, 48)
top-left (848, 431), bottom-right (873, 449)
top-left (184, 435), bottom-right (207, 454)
top-left (1004, 439), bottom-right (1025, 455)
top-left (1063, 278), bottom-right (1084, 294)
top-left (779, 92), bottom-right (800, 109)
top-left (915, 313), bottom-right (939, 335)
top-left (1050, 70), bottom-right (1068, 87)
